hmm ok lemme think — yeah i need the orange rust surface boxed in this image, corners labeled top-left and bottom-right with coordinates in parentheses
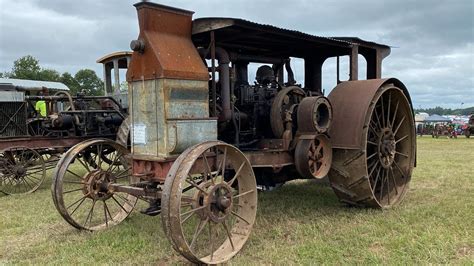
top-left (127, 3), bottom-right (208, 82)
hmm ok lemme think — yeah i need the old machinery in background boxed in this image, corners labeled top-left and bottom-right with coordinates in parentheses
top-left (0, 52), bottom-right (131, 195)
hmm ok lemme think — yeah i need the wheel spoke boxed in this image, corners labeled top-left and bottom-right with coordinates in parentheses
top-left (84, 199), bottom-right (96, 227)
top-left (393, 160), bottom-right (405, 178)
top-left (185, 177), bottom-right (208, 195)
top-left (389, 167), bottom-right (399, 195)
top-left (209, 221), bottom-right (215, 262)
top-left (63, 187), bottom-right (83, 194)
top-left (395, 151), bottom-right (408, 158)
top-left (112, 195), bottom-right (130, 214)
top-left (369, 122), bottom-right (380, 135)
top-left (374, 106), bottom-right (383, 129)
top-left (386, 169), bottom-right (391, 205)
top-left (233, 189), bottom-right (254, 199)
top-left (103, 201), bottom-right (109, 227)
top-left (395, 134), bottom-right (408, 144)
top-left (113, 167), bottom-right (132, 180)
top-left (66, 169), bottom-right (83, 180)
top-left (190, 217), bottom-right (209, 250)
top-left (394, 116), bottom-right (406, 135)
top-left (387, 92), bottom-right (392, 127)
top-left (64, 180), bottom-right (85, 184)
top-left (96, 144), bottom-right (103, 169)
top-left (76, 157), bottom-right (91, 172)
top-left (214, 147), bottom-right (227, 183)
top-left (391, 101), bottom-right (400, 128)
top-left (381, 94), bottom-right (386, 128)
top-left (114, 193), bottom-right (135, 208)
top-left (104, 201), bottom-right (114, 222)
top-left (180, 205), bottom-right (206, 218)
top-left (372, 165), bottom-right (382, 192)
top-left (231, 211), bottom-right (250, 225)
top-left (180, 212), bottom-right (195, 224)
top-left (367, 140), bottom-right (377, 146)
top-left (67, 193), bottom-right (90, 213)
top-left (105, 151), bottom-right (121, 173)
top-left (367, 152), bottom-right (377, 161)
top-left (222, 221), bottom-right (235, 251)
top-left (379, 169), bottom-right (385, 201)
top-left (227, 162), bottom-right (245, 187)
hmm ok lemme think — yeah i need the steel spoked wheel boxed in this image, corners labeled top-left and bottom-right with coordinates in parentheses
top-left (162, 141), bottom-right (257, 264)
top-left (365, 86), bottom-right (415, 207)
top-left (0, 147), bottom-right (46, 195)
top-left (52, 139), bottom-right (138, 231)
top-left (295, 134), bottom-right (332, 179)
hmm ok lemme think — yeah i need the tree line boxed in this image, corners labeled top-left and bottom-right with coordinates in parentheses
top-left (414, 106), bottom-right (474, 116)
top-left (1, 55), bottom-right (103, 96)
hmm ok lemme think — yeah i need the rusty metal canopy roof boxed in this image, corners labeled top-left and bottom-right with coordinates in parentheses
top-left (96, 51), bottom-right (132, 64)
top-left (192, 18), bottom-right (390, 59)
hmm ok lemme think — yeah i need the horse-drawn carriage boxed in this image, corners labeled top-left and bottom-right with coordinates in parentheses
top-left (51, 2), bottom-right (416, 264)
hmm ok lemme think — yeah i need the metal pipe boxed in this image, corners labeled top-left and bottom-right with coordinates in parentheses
top-left (210, 32), bottom-right (217, 117)
top-left (198, 46), bottom-right (232, 121)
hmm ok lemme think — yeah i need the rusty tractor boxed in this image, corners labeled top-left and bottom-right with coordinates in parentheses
top-left (0, 52), bottom-right (131, 195)
top-left (51, 2), bottom-right (416, 264)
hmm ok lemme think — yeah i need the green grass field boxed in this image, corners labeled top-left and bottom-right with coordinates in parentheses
top-left (1, 137), bottom-right (473, 264)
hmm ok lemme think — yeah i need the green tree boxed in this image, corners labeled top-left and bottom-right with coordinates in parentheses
top-left (60, 72), bottom-right (80, 95)
top-left (38, 69), bottom-right (61, 82)
top-left (75, 69), bottom-right (104, 96)
top-left (10, 55), bottom-right (41, 80)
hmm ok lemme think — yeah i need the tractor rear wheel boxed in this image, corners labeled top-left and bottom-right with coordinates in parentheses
top-left (328, 79), bottom-right (416, 208)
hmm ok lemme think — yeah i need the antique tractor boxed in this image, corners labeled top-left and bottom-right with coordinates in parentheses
top-left (51, 2), bottom-right (416, 264)
top-left (465, 115), bottom-right (474, 138)
top-left (0, 52), bottom-right (131, 195)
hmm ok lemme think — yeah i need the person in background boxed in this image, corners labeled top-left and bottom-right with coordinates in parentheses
top-left (35, 91), bottom-right (47, 117)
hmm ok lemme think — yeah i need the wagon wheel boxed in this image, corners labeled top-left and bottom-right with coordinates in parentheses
top-left (162, 141), bottom-right (257, 264)
top-left (295, 134), bottom-right (332, 179)
top-left (270, 86), bottom-right (305, 138)
top-left (84, 117), bottom-right (131, 167)
top-left (52, 139), bottom-right (138, 231)
top-left (0, 147), bottom-right (46, 195)
top-left (328, 82), bottom-right (415, 208)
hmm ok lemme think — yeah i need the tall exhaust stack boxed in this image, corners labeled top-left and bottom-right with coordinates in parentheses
top-left (127, 2), bottom-right (216, 160)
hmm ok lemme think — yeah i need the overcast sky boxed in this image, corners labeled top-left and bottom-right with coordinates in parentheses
top-left (0, 0), bottom-right (472, 109)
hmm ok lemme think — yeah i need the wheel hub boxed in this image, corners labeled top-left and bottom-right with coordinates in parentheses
top-left (200, 182), bottom-right (233, 223)
top-left (83, 170), bottom-right (113, 200)
top-left (378, 128), bottom-right (396, 168)
top-left (13, 166), bottom-right (26, 177)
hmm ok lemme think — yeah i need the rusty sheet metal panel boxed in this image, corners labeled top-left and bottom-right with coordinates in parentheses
top-left (328, 78), bottom-right (413, 149)
top-left (164, 79), bottom-right (209, 119)
top-left (130, 79), bottom-right (216, 158)
top-left (126, 2), bottom-right (208, 82)
top-left (167, 120), bottom-right (217, 153)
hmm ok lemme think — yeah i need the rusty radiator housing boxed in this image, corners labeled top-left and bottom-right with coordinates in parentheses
top-left (127, 2), bottom-right (216, 160)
